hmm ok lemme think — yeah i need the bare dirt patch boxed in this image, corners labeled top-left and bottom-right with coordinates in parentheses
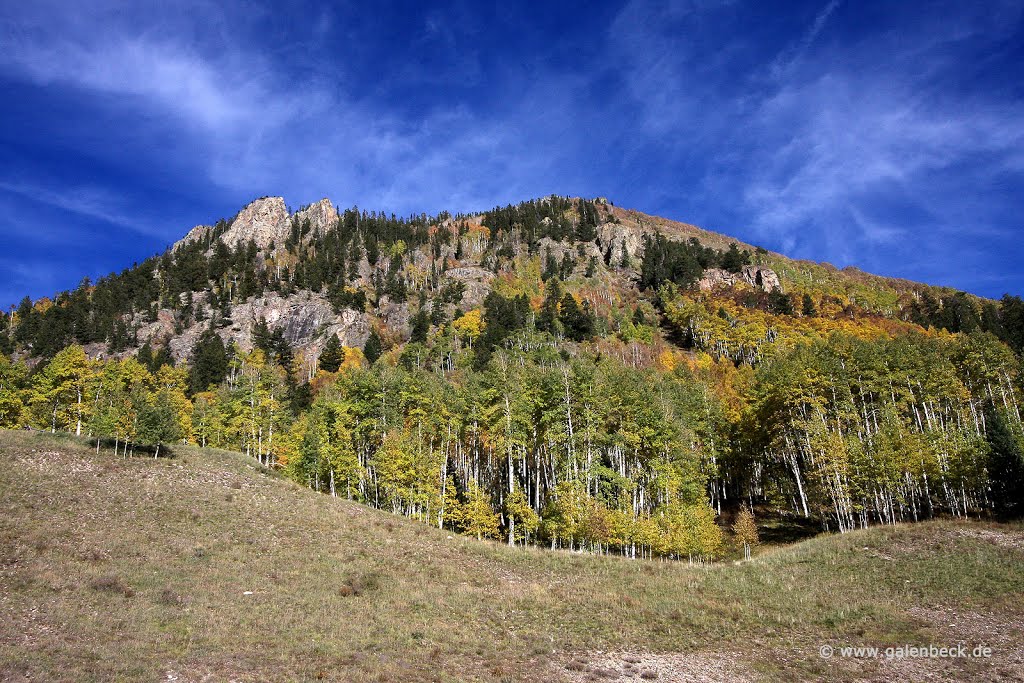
top-left (557, 651), bottom-right (756, 682)
top-left (953, 527), bottom-right (1024, 551)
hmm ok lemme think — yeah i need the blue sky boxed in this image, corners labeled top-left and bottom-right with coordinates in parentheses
top-left (1, 0), bottom-right (1022, 307)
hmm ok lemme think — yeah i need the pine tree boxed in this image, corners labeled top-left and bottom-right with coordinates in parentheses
top-left (986, 404), bottom-right (1024, 519)
top-left (559, 293), bottom-right (595, 342)
top-left (409, 309), bottom-right (430, 344)
top-left (363, 330), bottom-right (383, 365)
top-left (802, 293), bottom-right (817, 317)
top-left (189, 329), bottom-right (228, 394)
top-left (537, 280), bottom-right (562, 334)
top-left (720, 243), bottom-right (749, 273)
top-left (319, 334), bottom-right (345, 373)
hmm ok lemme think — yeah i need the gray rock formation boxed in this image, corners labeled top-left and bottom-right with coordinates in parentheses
top-left (220, 196), bottom-right (290, 250)
top-left (172, 225), bottom-right (211, 251)
top-left (444, 266), bottom-right (495, 309)
top-left (161, 291), bottom-right (369, 364)
top-left (98, 194), bottom-right (790, 373)
top-left (597, 221), bottom-right (647, 267)
top-left (293, 198), bottom-right (338, 238)
top-left (698, 266), bottom-right (782, 293)
top-left (741, 265), bottom-right (781, 292)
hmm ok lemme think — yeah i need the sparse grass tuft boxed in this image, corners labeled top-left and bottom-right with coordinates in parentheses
top-left (339, 570), bottom-right (382, 597)
top-left (157, 587), bottom-right (184, 606)
top-left (88, 574), bottom-right (134, 597)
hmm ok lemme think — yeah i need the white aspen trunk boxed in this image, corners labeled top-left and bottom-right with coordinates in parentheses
top-left (789, 451), bottom-right (810, 517)
top-left (76, 387), bottom-right (83, 436)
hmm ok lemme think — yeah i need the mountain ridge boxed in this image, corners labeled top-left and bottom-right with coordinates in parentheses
top-left (1, 193), bottom-right (1009, 369)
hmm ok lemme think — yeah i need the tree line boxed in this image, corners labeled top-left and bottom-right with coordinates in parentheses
top-left (2, 314), bottom-right (1022, 556)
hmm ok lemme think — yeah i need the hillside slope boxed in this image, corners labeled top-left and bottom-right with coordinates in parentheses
top-left (3, 194), bottom-right (1024, 547)
top-left (5, 194), bottom-right (1012, 367)
top-left (2, 431), bottom-right (1022, 682)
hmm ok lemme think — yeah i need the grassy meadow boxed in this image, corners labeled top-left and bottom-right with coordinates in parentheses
top-left (1, 430), bottom-right (1022, 682)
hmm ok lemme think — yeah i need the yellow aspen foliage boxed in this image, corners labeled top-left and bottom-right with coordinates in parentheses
top-left (732, 508), bottom-right (759, 560)
top-left (154, 364), bottom-right (193, 441)
top-left (505, 484), bottom-right (540, 545)
top-left (341, 346), bottom-right (365, 370)
top-left (453, 309), bottom-right (484, 341)
top-left (460, 480), bottom-right (501, 540)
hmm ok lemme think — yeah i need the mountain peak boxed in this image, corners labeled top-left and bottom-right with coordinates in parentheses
top-left (292, 198), bottom-right (337, 237)
top-left (220, 196), bottom-right (289, 250)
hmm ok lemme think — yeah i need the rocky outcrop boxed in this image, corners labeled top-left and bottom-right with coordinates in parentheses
top-left (113, 195), bottom-right (790, 370)
top-left (444, 266), bottom-right (495, 309)
top-left (172, 224), bottom-right (211, 251)
top-left (137, 309), bottom-right (178, 346)
top-left (293, 198), bottom-right (338, 238)
top-left (597, 221), bottom-right (647, 267)
top-left (172, 198), bottom-right (335, 253)
top-left (698, 265), bottom-right (782, 293)
top-left (162, 291), bottom-right (369, 364)
top-left (220, 196), bottom-right (290, 250)
top-left (741, 265), bottom-right (781, 292)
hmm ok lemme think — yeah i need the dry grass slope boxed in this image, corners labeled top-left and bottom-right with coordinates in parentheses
top-left (1, 430), bottom-right (1022, 682)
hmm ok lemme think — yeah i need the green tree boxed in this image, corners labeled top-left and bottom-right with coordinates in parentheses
top-left (0, 356), bottom-right (27, 428)
top-left (461, 480), bottom-right (501, 540)
top-left (319, 334), bottom-right (345, 373)
top-left (505, 483), bottom-right (540, 546)
top-left (801, 293), bottom-right (817, 317)
top-left (409, 308), bottom-right (431, 344)
top-left (137, 389), bottom-right (184, 457)
top-left (29, 345), bottom-right (92, 435)
top-left (189, 328), bottom-right (228, 394)
top-left (559, 293), bottom-right (595, 342)
top-left (986, 404), bottom-right (1024, 519)
top-left (363, 330), bottom-right (383, 365)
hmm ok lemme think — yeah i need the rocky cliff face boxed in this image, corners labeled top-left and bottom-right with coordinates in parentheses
top-left (597, 221), bottom-right (647, 266)
top-left (172, 224), bottom-right (211, 251)
top-left (698, 265), bottom-right (782, 293)
top-left (444, 266), bottom-right (496, 309)
top-left (173, 197), bottom-right (338, 253)
top-left (293, 198), bottom-right (338, 237)
top-left (159, 292), bottom-right (369, 365)
top-left (220, 196), bottom-right (291, 250)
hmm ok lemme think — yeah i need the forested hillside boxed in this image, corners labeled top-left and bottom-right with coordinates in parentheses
top-left (2, 194), bottom-right (1024, 556)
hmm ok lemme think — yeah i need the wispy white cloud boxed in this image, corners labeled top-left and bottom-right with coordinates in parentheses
top-left (0, 180), bottom-right (166, 239)
top-left (599, 0), bottom-right (1024, 292)
top-left (741, 54), bottom-right (1024, 261)
top-left (0, 0), bottom-right (593, 225)
top-left (769, 0), bottom-right (842, 80)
